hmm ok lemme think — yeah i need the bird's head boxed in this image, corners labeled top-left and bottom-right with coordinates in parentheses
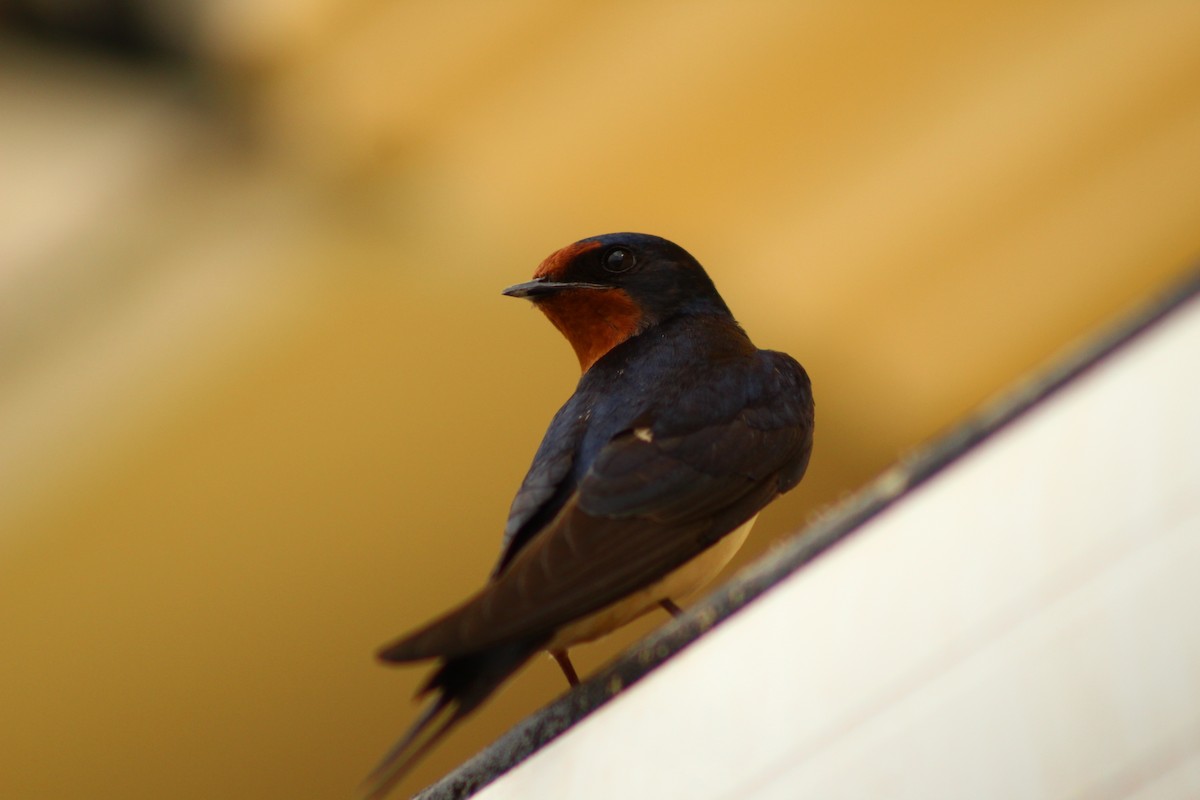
top-left (503, 233), bottom-right (731, 372)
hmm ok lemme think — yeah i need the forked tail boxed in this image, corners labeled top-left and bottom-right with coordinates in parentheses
top-left (362, 640), bottom-right (542, 799)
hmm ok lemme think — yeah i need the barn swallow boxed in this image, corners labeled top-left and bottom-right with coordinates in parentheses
top-left (364, 232), bottom-right (813, 797)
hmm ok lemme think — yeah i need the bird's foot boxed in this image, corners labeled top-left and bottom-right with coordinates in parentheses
top-left (551, 649), bottom-right (580, 687)
top-left (659, 598), bottom-right (684, 617)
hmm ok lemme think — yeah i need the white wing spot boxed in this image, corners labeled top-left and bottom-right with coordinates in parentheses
top-left (634, 427), bottom-right (653, 442)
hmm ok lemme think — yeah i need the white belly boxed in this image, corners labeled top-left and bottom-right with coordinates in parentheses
top-left (546, 515), bottom-right (757, 651)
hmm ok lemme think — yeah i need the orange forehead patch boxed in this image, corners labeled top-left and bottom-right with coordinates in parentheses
top-left (533, 239), bottom-right (603, 280)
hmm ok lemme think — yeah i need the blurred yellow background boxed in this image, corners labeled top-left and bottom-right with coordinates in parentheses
top-left (2, 2), bottom-right (1198, 798)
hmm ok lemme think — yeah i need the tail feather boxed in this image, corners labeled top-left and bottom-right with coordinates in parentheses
top-left (362, 640), bottom-right (543, 799)
top-left (361, 695), bottom-right (462, 800)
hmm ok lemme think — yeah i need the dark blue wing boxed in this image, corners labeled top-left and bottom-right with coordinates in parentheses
top-left (379, 349), bottom-right (812, 662)
top-left (492, 398), bottom-right (587, 576)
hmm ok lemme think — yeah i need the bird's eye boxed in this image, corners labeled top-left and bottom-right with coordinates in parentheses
top-left (604, 247), bottom-right (636, 273)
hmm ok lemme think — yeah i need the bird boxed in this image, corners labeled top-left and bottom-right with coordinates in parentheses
top-left (364, 232), bottom-right (813, 798)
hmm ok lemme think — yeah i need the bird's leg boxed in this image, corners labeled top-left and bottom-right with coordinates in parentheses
top-left (659, 598), bottom-right (684, 617)
top-left (551, 649), bottom-right (580, 687)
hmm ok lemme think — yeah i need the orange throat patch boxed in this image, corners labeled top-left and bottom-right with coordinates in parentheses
top-left (535, 288), bottom-right (644, 372)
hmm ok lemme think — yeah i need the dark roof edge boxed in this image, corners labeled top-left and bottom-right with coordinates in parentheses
top-left (416, 263), bottom-right (1200, 800)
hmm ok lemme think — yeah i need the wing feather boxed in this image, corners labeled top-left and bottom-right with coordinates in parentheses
top-left (378, 356), bottom-right (812, 663)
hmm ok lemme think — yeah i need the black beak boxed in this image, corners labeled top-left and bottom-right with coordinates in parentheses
top-left (501, 278), bottom-right (609, 299)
